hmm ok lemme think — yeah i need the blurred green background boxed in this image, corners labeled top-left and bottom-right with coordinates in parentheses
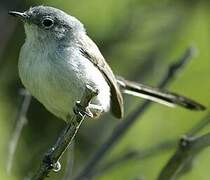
top-left (0, 0), bottom-right (209, 179)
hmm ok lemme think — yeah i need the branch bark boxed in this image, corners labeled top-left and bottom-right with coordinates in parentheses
top-left (92, 113), bottom-right (210, 177)
top-left (157, 132), bottom-right (210, 180)
top-left (157, 113), bottom-right (210, 180)
top-left (32, 85), bottom-right (98, 180)
top-left (75, 47), bottom-right (196, 180)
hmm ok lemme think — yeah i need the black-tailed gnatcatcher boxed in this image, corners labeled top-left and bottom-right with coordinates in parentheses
top-left (9, 6), bottom-right (205, 121)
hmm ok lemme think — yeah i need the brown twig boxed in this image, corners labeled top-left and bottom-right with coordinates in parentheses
top-left (74, 47), bottom-right (196, 180)
top-left (32, 85), bottom-right (98, 180)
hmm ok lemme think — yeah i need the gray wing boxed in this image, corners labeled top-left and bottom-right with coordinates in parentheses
top-left (77, 33), bottom-right (124, 118)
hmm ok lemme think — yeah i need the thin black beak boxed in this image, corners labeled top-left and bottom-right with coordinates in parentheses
top-left (8, 11), bottom-right (28, 20)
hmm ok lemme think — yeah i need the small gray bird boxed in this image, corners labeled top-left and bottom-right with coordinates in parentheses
top-left (9, 6), bottom-right (205, 121)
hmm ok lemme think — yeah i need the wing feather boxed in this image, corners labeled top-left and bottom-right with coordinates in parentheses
top-left (77, 34), bottom-right (124, 118)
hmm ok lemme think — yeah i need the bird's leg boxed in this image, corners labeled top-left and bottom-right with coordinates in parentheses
top-left (73, 102), bottom-right (103, 118)
top-left (73, 101), bottom-right (93, 118)
top-left (88, 104), bottom-right (104, 118)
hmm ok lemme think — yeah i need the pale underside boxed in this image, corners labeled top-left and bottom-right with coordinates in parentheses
top-left (18, 36), bottom-right (111, 121)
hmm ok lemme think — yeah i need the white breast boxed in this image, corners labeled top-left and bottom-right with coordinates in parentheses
top-left (18, 39), bottom-right (111, 121)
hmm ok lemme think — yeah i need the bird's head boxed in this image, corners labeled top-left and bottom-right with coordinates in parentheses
top-left (9, 6), bottom-right (85, 43)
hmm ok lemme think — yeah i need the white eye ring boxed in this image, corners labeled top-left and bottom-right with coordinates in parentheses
top-left (41, 17), bottom-right (54, 29)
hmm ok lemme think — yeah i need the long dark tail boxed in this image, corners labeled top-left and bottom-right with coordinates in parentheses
top-left (117, 76), bottom-right (206, 111)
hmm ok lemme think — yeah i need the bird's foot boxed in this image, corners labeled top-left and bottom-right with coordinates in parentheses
top-left (89, 104), bottom-right (103, 118)
top-left (73, 101), bottom-right (93, 118)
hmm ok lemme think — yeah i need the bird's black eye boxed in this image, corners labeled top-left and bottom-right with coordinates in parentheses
top-left (41, 17), bottom-right (54, 29)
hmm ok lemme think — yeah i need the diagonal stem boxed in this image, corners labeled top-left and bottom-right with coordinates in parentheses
top-left (75, 47), bottom-right (196, 180)
top-left (7, 89), bottom-right (31, 174)
top-left (32, 85), bottom-right (98, 180)
top-left (157, 113), bottom-right (210, 180)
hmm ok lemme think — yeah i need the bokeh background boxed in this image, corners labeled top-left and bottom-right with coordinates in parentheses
top-left (0, 0), bottom-right (210, 180)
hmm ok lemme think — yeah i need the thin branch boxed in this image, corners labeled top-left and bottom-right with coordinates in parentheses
top-left (63, 141), bottom-right (75, 180)
top-left (32, 85), bottom-right (98, 180)
top-left (94, 113), bottom-right (210, 177)
top-left (157, 113), bottom-right (210, 180)
top-left (157, 132), bottom-right (210, 180)
top-left (75, 47), bottom-right (196, 180)
top-left (7, 89), bottom-right (31, 174)
top-left (93, 140), bottom-right (176, 176)
top-left (187, 113), bottom-right (210, 136)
